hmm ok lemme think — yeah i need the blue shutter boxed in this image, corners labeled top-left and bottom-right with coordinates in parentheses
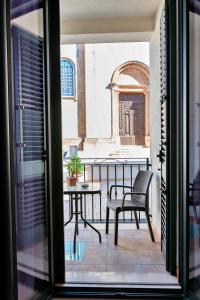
top-left (12, 25), bottom-right (47, 248)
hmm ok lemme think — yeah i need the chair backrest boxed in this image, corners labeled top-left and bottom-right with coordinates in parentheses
top-left (132, 170), bottom-right (153, 207)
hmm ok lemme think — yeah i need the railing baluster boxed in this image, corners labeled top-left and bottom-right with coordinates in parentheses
top-left (123, 164), bottom-right (125, 194)
top-left (84, 164), bottom-right (86, 226)
top-left (91, 164), bottom-right (94, 222)
top-left (138, 164), bottom-right (141, 222)
top-left (115, 164), bottom-right (117, 195)
top-left (68, 194), bottom-right (71, 220)
top-left (99, 164), bottom-right (102, 223)
top-left (147, 157), bottom-right (149, 170)
top-left (131, 164), bottom-right (133, 187)
top-left (130, 163), bottom-right (133, 222)
top-left (123, 164), bottom-right (125, 221)
top-left (107, 164), bottom-right (109, 195)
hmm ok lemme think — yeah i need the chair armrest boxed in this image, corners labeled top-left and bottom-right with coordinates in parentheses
top-left (122, 192), bottom-right (147, 207)
top-left (109, 185), bottom-right (133, 199)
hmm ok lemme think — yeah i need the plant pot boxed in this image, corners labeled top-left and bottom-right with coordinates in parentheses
top-left (67, 176), bottom-right (77, 186)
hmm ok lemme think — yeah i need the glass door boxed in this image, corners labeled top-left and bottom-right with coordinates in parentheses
top-left (10, 1), bottom-right (50, 299)
top-left (188, 0), bottom-right (200, 299)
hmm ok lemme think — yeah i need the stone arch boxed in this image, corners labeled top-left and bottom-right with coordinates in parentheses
top-left (111, 61), bottom-right (149, 86)
top-left (108, 61), bottom-right (150, 147)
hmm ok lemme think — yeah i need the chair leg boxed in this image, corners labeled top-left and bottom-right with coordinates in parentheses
top-left (145, 211), bottom-right (155, 242)
top-left (114, 209), bottom-right (120, 245)
top-left (106, 206), bottom-right (110, 234)
top-left (134, 211), bottom-right (139, 229)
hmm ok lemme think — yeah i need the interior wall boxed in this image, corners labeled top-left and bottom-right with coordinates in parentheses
top-left (149, 0), bottom-right (164, 240)
top-left (59, 0), bottom-right (162, 44)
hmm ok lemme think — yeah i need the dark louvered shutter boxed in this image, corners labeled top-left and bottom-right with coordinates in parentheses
top-left (12, 25), bottom-right (47, 249)
top-left (159, 7), bottom-right (167, 259)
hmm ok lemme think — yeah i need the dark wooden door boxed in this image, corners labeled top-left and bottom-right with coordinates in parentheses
top-left (119, 93), bottom-right (145, 145)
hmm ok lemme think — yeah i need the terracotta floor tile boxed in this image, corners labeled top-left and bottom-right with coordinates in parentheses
top-left (65, 228), bottom-right (172, 281)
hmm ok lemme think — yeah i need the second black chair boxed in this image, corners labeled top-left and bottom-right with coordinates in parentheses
top-left (106, 170), bottom-right (154, 245)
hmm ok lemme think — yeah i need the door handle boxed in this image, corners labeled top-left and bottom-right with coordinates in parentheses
top-left (157, 150), bottom-right (164, 163)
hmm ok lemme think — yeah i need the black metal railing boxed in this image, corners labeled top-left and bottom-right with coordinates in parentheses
top-left (63, 157), bottom-right (151, 224)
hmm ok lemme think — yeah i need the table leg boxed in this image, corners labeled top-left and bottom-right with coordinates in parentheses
top-left (80, 213), bottom-right (102, 243)
top-left (80, 195), bottom-right (87, 228)
top-left (76, 215), bottom-right (79, 236)
top-left (64, 196), bottom-right (73, 226)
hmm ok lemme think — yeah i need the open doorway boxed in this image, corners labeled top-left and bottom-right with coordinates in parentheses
top-left (60, 0), bottom-right (178, 286)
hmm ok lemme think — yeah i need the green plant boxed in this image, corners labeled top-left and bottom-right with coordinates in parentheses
top-left (65, 155), bottom-right (84, 177)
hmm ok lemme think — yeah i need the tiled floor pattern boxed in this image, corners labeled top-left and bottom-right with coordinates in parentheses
top-left (64, 224), bottom-right (177, 284)
top-left (65, 224), bottom-right (164, 273)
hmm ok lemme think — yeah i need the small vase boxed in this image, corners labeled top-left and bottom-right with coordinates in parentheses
top-left (67, 176), bottom-right (77, 186)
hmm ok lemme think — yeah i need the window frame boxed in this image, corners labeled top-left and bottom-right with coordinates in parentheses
top-left (60, 57), bottom-right (77, 100)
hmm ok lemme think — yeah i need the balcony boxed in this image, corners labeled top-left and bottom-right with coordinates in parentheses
top-left (63, 158), bottom-right (178, 284)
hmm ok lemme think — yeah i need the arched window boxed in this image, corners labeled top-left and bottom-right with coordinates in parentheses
top-left (61, 58), bottom-right (75, 97)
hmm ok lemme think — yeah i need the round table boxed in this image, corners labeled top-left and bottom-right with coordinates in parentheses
top-left (64, 182), bottom-right (102, 253)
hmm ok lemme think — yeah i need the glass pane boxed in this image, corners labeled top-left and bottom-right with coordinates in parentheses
top-left (189, 0), bottom-right (200, 298)
top-left (10, 1), bottom-right (49, 299)
top-left (61, 59), bottom-right (74, 97)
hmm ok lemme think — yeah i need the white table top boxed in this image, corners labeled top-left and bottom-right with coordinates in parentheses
top-left (64, 182), bottom-right (101, 194)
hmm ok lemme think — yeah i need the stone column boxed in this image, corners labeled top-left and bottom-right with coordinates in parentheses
top-left (107, 83), bottom-right (120, 144)
top-left (77, 44), bottom-right (86, 150)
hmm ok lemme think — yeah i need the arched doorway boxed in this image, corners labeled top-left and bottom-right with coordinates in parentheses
top-left (119, 92), bottom-right (145, 145)
top-left (108, 61), bottom-right (150, 147)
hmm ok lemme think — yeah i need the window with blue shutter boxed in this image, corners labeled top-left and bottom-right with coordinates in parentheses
top-left (61, 59), bottom-right (75, 97)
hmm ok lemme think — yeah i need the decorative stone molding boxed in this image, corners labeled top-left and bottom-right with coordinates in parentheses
top-left (108, 61), bottom-right (150, 147)
top-left (111, 61), bottom-right (149, 85)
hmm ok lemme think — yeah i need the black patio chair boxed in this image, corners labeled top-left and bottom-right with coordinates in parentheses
top-left (189, 169), bottom-right (200, 221)
top-left (188, 169), bottom-right (200, 246)
top-left (106, 170), bottom-right (154, 245)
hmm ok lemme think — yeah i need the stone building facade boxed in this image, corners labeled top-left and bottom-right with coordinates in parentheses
top-left (61, 42), bottom-right (150, 157)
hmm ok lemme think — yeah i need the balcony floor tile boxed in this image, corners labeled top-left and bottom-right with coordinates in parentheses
top-left (64, 226), bottom-right (177, 284)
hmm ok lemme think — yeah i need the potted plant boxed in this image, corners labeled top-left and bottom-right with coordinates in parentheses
top-left (65, 155), bottom-right (84, 186)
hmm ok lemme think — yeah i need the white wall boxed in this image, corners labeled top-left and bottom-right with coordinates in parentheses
top-left (61, 44), bottom-right (77, 61)
top-left (12, 9), bottom-right (44, 37)
top-left (60, 45), bottom-right (79, 139)
top-left (59, 0), bottom-right (162, 43)
top-left (62, 101), bottom-right (78, 138)
top-left (85, 42), bottom-right (149, 138)
top-left (149, 0), bottom-right (164, 240)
